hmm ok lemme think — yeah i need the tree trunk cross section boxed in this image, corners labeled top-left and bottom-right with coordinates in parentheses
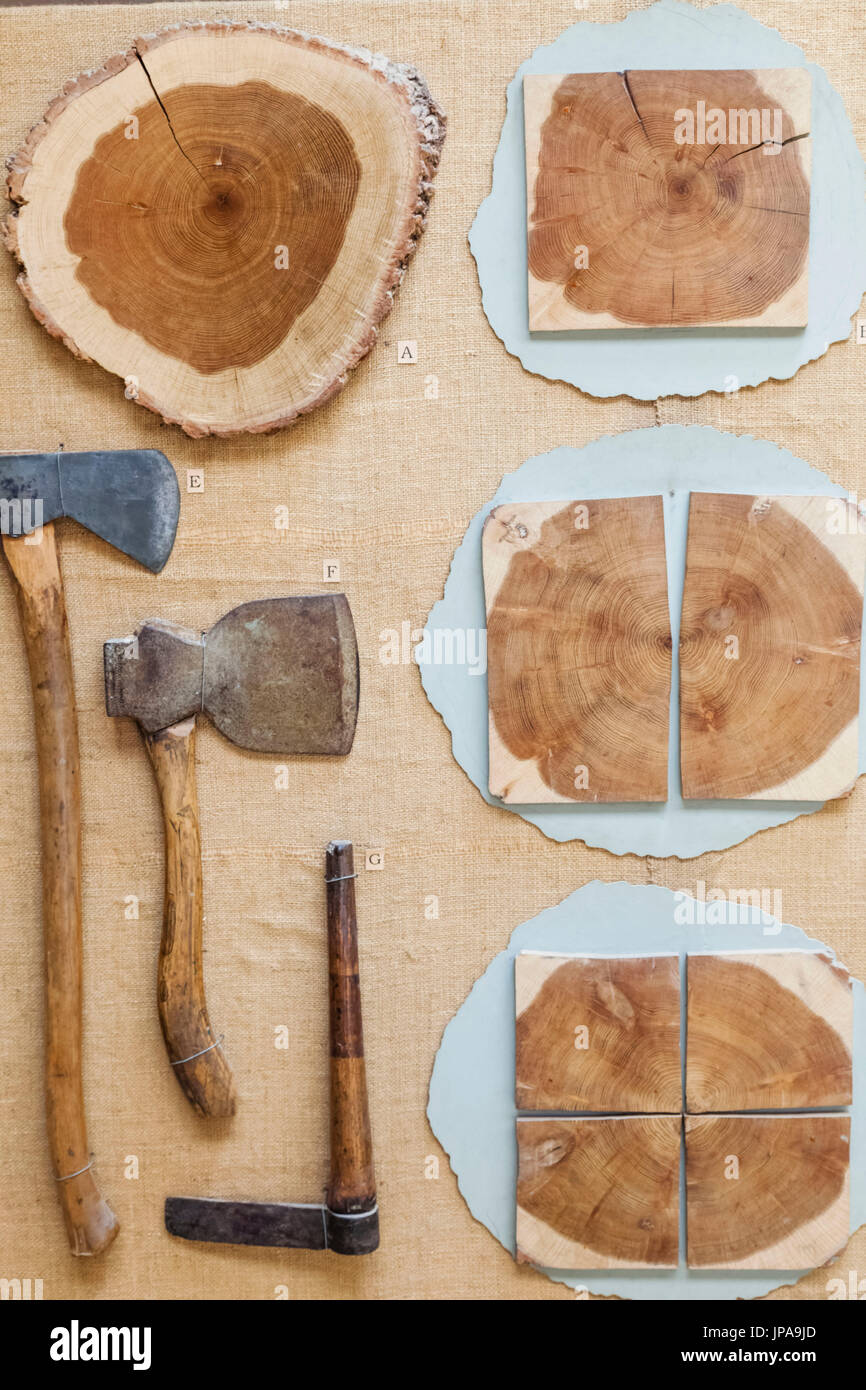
top-left (483, 497), bottom-right (672, 804)
top-left (680, 492), bottom-right (866, 801)
top-left (514, 949), bottom-right (853, 1270)
top-left (525, 69), bottom-right (811, 330)
top-left (4, 20), bottom-right (445, 435)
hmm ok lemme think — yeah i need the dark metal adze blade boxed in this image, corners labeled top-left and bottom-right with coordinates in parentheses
top-left (165, 1196), bottom-right (379, 1254)
top-left (165, 1197), bottom-right (327, 1250)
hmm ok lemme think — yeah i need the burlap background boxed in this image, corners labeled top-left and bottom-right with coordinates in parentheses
top-left (0, 0), bottom-right (864, 1301)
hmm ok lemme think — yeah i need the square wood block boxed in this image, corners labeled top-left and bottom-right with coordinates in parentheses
top-left (686, 951), bottom-right (853, 1113)
top-left (680, 493), bottom-right (866, 801)
top-left (685, 1114), bottom-right (850, 1269)
top-left (514, 1112), bottom-right (683, 1267)
top-left (483, 497), bottom-right (671, 803)
top-left (524, 69), bottom-right (811, 330)
top-left (517, 1115), bottom-right (681, 1269)
top-left (516, 951), bottom-right (682, 1112)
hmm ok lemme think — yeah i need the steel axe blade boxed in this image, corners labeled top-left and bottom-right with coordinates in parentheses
top-left (0, 450), bottom-right (179, 572)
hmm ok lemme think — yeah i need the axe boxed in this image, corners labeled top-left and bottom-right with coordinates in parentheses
top-left (0, 449), bottom-right (179, 1256)
top-left (165, 840), bottom-right (378, 1254)
top-left (103, 596), bottom-right (359, 1119)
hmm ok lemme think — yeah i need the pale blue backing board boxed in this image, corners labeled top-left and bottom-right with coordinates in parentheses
top-left (427, 880), bottom-right (864, 1300)
top-left (470, 0), bottom-right (866, 399)
top-left (420, 425), bottom-right (866, 857)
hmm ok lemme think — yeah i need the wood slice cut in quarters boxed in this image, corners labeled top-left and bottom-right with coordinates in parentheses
top-left (483, 497), bottom-right (671, 803)
top-left (516, 1115), bottom-right (681, 1269)
top-left (524, 69), bottom-right (811, 330)
top-left (686, 951), bottom-right (853, 1113)
top-left (515, 952), bottom-right (681, 1113)
top-left (680, 493), bottom-right (866, 801)
top-left (685, 1114), bottom-right (850, 1269)
top-left (4, 20), bottom-right (445, 436)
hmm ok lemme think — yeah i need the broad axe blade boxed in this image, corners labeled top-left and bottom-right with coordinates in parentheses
top-left (0, 450), bottom-right (179, 572)
top-left (164, 1197), bottom-right (379, 1255)
top-left (104, 595), bottom-right (359, 753)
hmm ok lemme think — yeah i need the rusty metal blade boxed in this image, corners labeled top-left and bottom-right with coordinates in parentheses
top-left (202, 594), bottom-right (359, 754)
top-left (104, 618), bottom-right (203, 732)
top-left (104, 595), bottom-right (359, 752)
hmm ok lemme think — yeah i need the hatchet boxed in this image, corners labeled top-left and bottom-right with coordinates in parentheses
top-left (103, 596), bottom-right (359, 1120)
top-left (0, 449), bottom-right (179, 1256)
top-left (165, 840), bottom-right (378, 1254)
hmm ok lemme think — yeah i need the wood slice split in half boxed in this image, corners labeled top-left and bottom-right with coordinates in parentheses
top-left (4, 20), bottom-right (445, 436)
top-left (483, 497), bottom-right (671, 803)
top-left (515, 952), bottom-right (681, 1113)
top-left (680, 493), bottom-right (866, 801)
top-left (516, 1115), bottom-right (681, 1269)
top-left (686, 951), bottom-right (853, 1113)
top-left (685, 1114), bottom-right (850, 1269)
top-left (525, 69), bottom-right (811, 330)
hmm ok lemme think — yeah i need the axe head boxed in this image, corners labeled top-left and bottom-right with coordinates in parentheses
top-left (0, 449), bottom-right (179, 572)
top-left (104, 595), bottom-right (359, 754)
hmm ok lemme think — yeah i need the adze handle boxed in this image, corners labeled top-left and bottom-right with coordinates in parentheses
top-left (325, 841), bottom-right (378, 1253)
top-left (142, 717), bottom-right (236, 1118)
top-left (1, 525), bottom-right (118, 1255)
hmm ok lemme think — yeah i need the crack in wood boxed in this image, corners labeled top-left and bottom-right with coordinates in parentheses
top-left (744, 205), bottom-right (807, 216)
top-left (134, 49), bottom-right (209, 187)
top-left (723, 130), bottom-right (810, 163)
top-left (620, 70), bottom-right (651, 146)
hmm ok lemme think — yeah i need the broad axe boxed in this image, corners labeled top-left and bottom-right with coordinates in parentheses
top-left (166, 841), bottom-right (378, 1255)
top-left (0, 449), bottom-right (179, 1256)
top-left (103, 596), bottom-right (359, 1119)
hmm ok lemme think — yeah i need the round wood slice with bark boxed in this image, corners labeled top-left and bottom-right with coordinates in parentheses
top-left (4, 20), bottom-right (445, 436)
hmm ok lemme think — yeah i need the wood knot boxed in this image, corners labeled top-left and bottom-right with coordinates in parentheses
top-left (703, 604), bottom-right (736, 631)
top-left (596, 981), bottom-right (636, 1028)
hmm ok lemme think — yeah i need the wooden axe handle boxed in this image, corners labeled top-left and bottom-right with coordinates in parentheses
top-left (143, 719), bottom-right (236, 1119)
top-left (325, 842), bottom-right (376, 1221)
top-left (2, 525), bottom-right (118, 1255)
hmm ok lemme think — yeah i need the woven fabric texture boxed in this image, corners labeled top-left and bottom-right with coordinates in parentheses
top-left (0, 0), bottom-right (864, 1299)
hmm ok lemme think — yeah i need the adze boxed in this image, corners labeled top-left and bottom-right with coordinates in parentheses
top-left (103, 596), bottom-right (359, 1120)
top-left (165, 840), bottom-right (378, 1254)
top-left (0, 449), bottom-right (179, 1255)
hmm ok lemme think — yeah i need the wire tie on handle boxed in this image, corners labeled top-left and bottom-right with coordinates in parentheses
top-left (325, 872), bottom-right (358, 883)
top-left (171, 1035), bottom-right (224, 1066)
top-left (56, 1157), bottom-right (94, 1183)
